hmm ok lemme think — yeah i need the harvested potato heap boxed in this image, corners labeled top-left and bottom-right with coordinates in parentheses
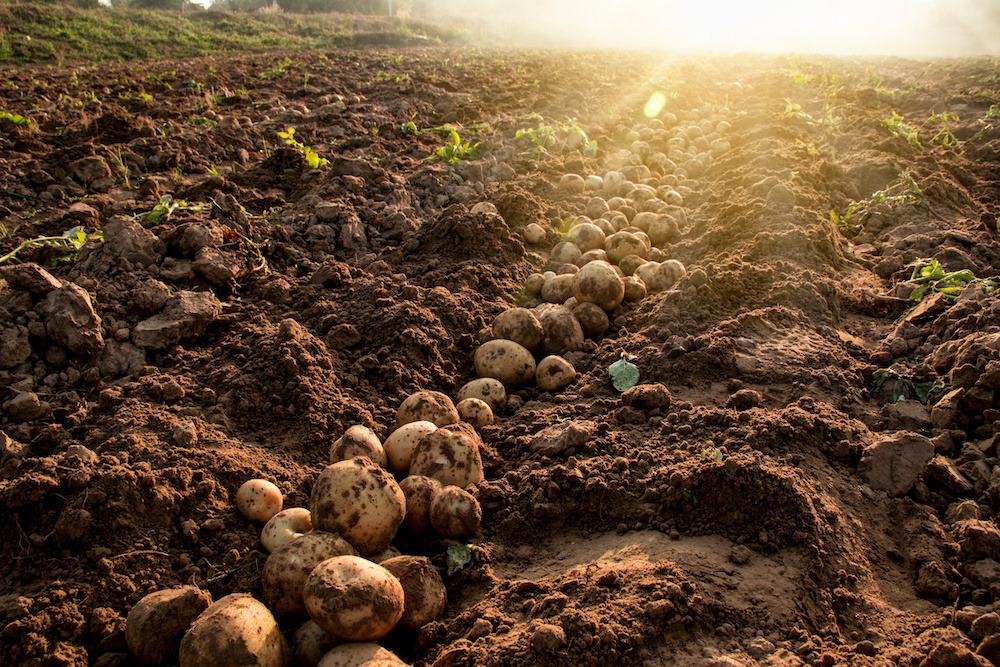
top-left (125, 389), bottom-right (489, 667)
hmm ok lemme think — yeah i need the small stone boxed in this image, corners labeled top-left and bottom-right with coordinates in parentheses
top-left (621, 383), bottom-right (672, 411)
top-left (5, 391), bottom-right (49, 421)
top-left (0, 324), bottom-right (31, 369)
top-left (103, 216), bottom-right (165, 268)
top-left (530, 623), bottom-right (566, 653)
top-left (173, 422), bottom-right (198, 448)
top-left (955, 520), bottom-right (1000, 560)
top-left (0, 263), bottom-right (62, 292)
top-left (729, 545), bottom-right (753, 565)
top-left (972, 613), bottom-right (1000, 644)
top-left (976, 633), bottom-right (1000, 665)
top-left (859, 431), bottom-right (934, 497)
top-left (528, 421), bottom-right (593, 457)
top-left (726, 389), bottom-right (763, 410)
top-left (36, 283), bottom-right (104, 355)
top-left (133, 291), bottom-right (222, 350)
top-left (915, 560), bottom-right (959, 599)
top-left (70, 156), bottom-right (112, 184)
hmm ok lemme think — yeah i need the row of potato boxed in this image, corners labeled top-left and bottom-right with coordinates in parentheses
top-left (124, 388), bottom-right (500, 667)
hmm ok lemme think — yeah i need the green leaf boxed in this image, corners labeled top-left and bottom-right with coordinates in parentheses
top-left (446, 544), bottom-right (472, 575)
top-left (609, 354), bottom-right (640, 393)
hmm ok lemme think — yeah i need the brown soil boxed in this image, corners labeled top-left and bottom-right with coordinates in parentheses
top-left (1, 48), bottom-right (1000, 667)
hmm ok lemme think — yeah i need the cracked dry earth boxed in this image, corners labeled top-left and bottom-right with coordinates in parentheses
top-left (1, 47), bottom-right (1000, 667)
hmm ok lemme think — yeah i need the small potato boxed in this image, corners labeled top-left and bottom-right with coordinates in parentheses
top-left (383, 421), bottom-right (437, 476)
top-left (394, 390), bottom-right (459, 430)
top-left (456, 378), bottom-right (506, 412)
top-left (457, 398), bottom-right (494, 430)
top-left (572, 302), bottom-right (610, 338)
top-left (380, 556), bottom-right (447, 631)
top-left (316, 643), bottom-right (405, 667)
top-left (550, 241), bottom-right (582, 265)
top-left (262, 531), bottom-right (356, 617)
top-left (535, 355), bottom-right (577, 391)
top-left (524, 272), bottom-right (546, 296)
top-left (559, 173), bottom-right (586, 193)
top-left (126, 586), bottom-right (212, 666)
top-left (540, 273), bottom-right (576, 304)
top-left (179, 594), bottom-right (287, 667)
top-left (330, 425), bottom-right (386, 468)
top-left (294, 620), bottom-right (340, 667)
top-left (303, 556), bottom-right (404, 642)
top-left (535, 304), bottom-right (584, 355)
top-left (573, 260), bottom-right (625, 312)
top-left (261, 507), bottom-right (313, 553)
top-left (585, 174), bottom-right (603, 190)
top-left (575, 248), bottom-right (608, 266)
top-left (491, 307), bottom-right (544, 350)
top-left (236, 479), bottom-right (283, 524)
top-left (586, 197), bottom-right (610, 218)
top-left (474, 339), bottom-right (536, 385)
top-left (633, 261), bottom-right (661, 291)
top-left (604, 231), bottom-right (647, 265)
top-left (429, 486), bottom-right (482, 539)
top-left (409, 423), bottom-right (485, 488)
top-left (523, 223), bottom-right (546, 245)
top-left (657, 259), bottom-right (686, 289)
top-left (647, 213), bottom-right (680, 247)
top-left (399, 475), bottom-right (442, 533)
top-left (617, 254), bottom-right (645, 276)
top-left (623, 276), bottom-right (647, 302)
top-left (470, 201), bottom-right (499, 216)
top-left (309, 458), bottom-right (406, 555)
top-left (566, 222), bottom-right (606, 252)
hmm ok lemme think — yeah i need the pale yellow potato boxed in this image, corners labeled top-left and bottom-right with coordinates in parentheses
top-left (535, 304), bottom-right (584, 355)
top-left (572, 302), bottom-right (610, 338)
top-left (456, 378), bottom-right (506, 412)
top-left (398, 475), bottom-right (443, 534)
top-left (473, 339), bottom-right (536, 385)
top-left (179, 594), bottom-right (287, 667)
top-left (316, 643), bottom-right (405, 667)
top-left (540, 273), bottom-right (576, 304)
top-left (330, 425), bottom-right (386, 468)
top-left (393, 390), bottom-right (459, 430)
top-left (294, 620), bottom-right (340, 667)
top-left (523, 223), bottom-right (546, 245)
top-left (604, 231), bottom-right (647, 265)
top-left (491, 307), bottom-right (544, 350)
top-left (573, 260), bottom-right (625, 312)
top-left (262, 531), bottom-right (356, 617)
top-left (623, 275), bottom-right (647, 302)
top-left (303, 556), bottom-right (404, 642)
top-left (380, 556), bottom-right (447, 631)
top-left (126, 586), bottom-right (212, 666)
top-left (235, 479), bottom-right (283, 524)
top-left (457, 398), bottom-right (494, 430)
top-left (429, 486), bottom-right (482, 539)
top-left (261, 507), bottom-right (313, 553)
top-left (383, 420), bottom-right (438, 476)
top-left (409, 423), bottom-right (485, 488)
top-left (535, 356), bottom-right (577, 392)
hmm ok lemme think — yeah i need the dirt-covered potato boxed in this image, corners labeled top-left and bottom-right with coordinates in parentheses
top-left (491, 307), bottom-right (544, 350)
top-left (617, 254), bottom-right (646, 276)
top-left (393, 390), bottom-right (459, 430)
top-left (572, 302), bottom-right (610, 337)
top-left (126, 586), bottom-right (212, 666)
top-left (380, 556), bottom-right (447, 631)
top-left (535, 355), bottom-right (577, 391)
top-left (330, 425), bottom-right (386, 468)
top-left (383, 420), bottom-right (437, 476)
top-left (309, 458), bottom-right (406, 555)
top-left (429, 486), bottom-right (482, 539)
top-left (262, 531), bottom-right (356, 617)
top-left (523, 222), bottom-right (546, 244)
top-left (235, 478), bottom-right (283, 524)
top-left (294, 620), bottom-right (340, 667)
top-left (474, 339), bottom-right (536, 385)
top-left (457, 397), bottom-right (494, 430)
top-left (179, 594), bottom-right (287, 667)
top-left (535, 304), bottom-right (584, 355)
top-left (604, 231), bottom-right (647, 265)
top-left (657, 259), bottom-right (687, 289)
top-left (303, 556), bottom-right (405, 642)
top-left (398, 475), bottom-right (443, 533)
top-left (633, 260), bottom-right (661, 291)
top-left (540, 273), bottom-right (576, 303)
top-left (575, 248), bottom-right (609, 267)
top-left (261, 507), bottom-right (312, 553)
top-left (623, 275), bottom-right (647, 302)
top-left (456, 378), bottom-right (506, 412)
top-left (573, 260), bottom-right (625, 312)
top-left (316, 643), bottom-right (405, 667)
top-left (647, 213), bottom-right (680, 247)
top-left (409, 423), bottom-right (485, 488)
top-left (524, 272), bottom-right (546, 296)
top-left (551, 241), bottom-right (582, 265)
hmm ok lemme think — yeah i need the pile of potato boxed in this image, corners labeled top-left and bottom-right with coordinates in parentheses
top-left (124, 389), bottom-right (493, 667)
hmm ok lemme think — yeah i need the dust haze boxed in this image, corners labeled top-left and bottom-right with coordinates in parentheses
top-left (420, 0), bottom-right (1000, 56)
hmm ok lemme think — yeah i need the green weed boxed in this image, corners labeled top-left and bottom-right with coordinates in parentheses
top-left (424, 129), bottom-right (479, 163)
top-left (881, 111), bottom-right (922, 148)
top-left (830, 172), bottom-right (926, 236)
top-left (906, 259), bottom-right (998, 302)
top-left (872, 368), bottom-right (943, 404)
top-left (0, 111), bottom-right (31, 128)
top-left (277, 127), bottom-right (328, 169)
top-left (0, 226), bottom-right (103, 266)
top-left (135, 195), bottom-right (207, 226)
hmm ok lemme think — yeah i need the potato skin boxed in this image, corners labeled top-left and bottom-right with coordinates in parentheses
top-left (573, 260), bottom-right (625, 312)
top-left (408, 423), bottom-right (485, 488)
top-left (262, 531), bottom-right (356, 618)
top-left (261, 507), bottom-right (312, 553)
top-left (303, 556), bottom-right (404, 642)
top-left (473, 339), bottom-right (536, 385)
top-left (429, 486), bottom-right (482, 539)
top-left (456, 378), bottom-right (506, 412)
top-left (293, 620), bottom-right (340, 667)
top-left (383, 421), bottom-right (437, 476)
top-left (456, 398), bottom-right (493, 430)
top-left (535, 355), bottom-right (576, 392)
top-left (178, 594), bottom-right (287, 667)
top-left (309, 458), bottom-right (406, 555)
top-left (394, 390), bottom-right (459, 430)
top-left (491, 308), bottom-right (544, 350)
top-left (398, 475), bottom-right (443, 534)
top-left (316, 643), bottom-right (404, 667)
top-left (535, 304), bottom-right (584, 355)
top-left (380, 556), bottom-right (447, 630)
top-left (330, 425), bottom-right (386, 467)
top-left (126, 586), bottom-right (212, 666)
top-left (236, 479), bottom-right (283, 524)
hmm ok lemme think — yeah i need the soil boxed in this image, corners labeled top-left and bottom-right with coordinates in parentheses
top-left (1, 47), bottom-right (1000, 667)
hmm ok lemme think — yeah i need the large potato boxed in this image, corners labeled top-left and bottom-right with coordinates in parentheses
top-left (179, 594), bottom-right (287, 667)
top-left (474, 339), bottom-right (535, 385)
top-left (126, 586), bottom-right (212, 666)
top-left (309, 458), bottom-right (406, 555)
top-left (429, 486), bottom-right (482, 539)
top-left (262, 531), bottom-right (357, 618)
top-left (316, 643), bottom-right (405, 667)
top-left (572, 302), bottom-right (610, 337)
top-left (261, 507), bottom-right (313, 553)
top-left (604, 231), bottom-right (647, 265)
top-left (330, 426), bottom-right (386, 468)
top-left (573, 260), bottom-right (625, 312)
top-left (540, 273), bottom-right (575, 303)
top-left (380, 556), bottom-right (447, 631)
top-left (657, 259), bottom-right (686, 289)
top-left (535, 304), bottom-right (584, 355)
top-left (409, 423), bottom-right (485, 488)
top-left (303, 556), bottom-right (404, 642)
top-left (398, 475), bottom-right (442, 533)
top-left (456, 378), bottom-right (506, 412)
top-left (491, 308), bottom-right (544, 350)
top-left (383, 420), bottom-right (437, 476)
top-left (393, 391), bottom-right (459, 430)
top-left (567, 222), bottom-right (606, 252)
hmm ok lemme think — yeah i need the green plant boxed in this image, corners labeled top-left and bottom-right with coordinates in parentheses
top-left (830, 172), bottom-right (926, 236)
top-left (881, 111), bottom-right (922, 148)
top-left (699, 448), bottom-right (723, 462)
top-left (423, 129), bottom-right (479, 163)
top-left (872, 368), bottom-right (943, 404)
top-left (401, 113), bottom-right (420, 137)
top-left (135, 195), bottom-right (207, 226)
top-left (515, 114), bottom-right (597, 158)
top-left (925, 112), bottom-right (962, 148)
top-left (260, 57), bottom-right (293, 80)
top-left (277, 128), bottom-right (328, 169)
top-left (0, 111), bottom-right (31, 128)
top-left (0, 226), bottom-right (103, 266)
top-left (608, 352), bottom-right (639, 393)
top-left (905, 259), bottom-right (998, 302)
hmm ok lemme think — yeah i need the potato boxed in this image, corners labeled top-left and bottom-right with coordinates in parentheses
top-left (633, 260), bottom-right (661, 291)
top-left (559, 173), bottom-right (586, 193)
top-left (303, 556), bottom-right (404, 642)
top-left (535, 355), bottom-right (577, 392)
top-left (394, 390), bottom-right (459, 430)
top-left (572, 302), bottom-right (609, 338)
top-left (647, 213), bottom-right (680, 247)
top-left (604, 231), bottom-right (647, 265)
top-left (409, 422), bottom-right (485, 488)
top-left (309, 458), bottom-right (406, 555)
top-left (602, 210), bottom-right (629, 230)
top-left (491, 308), bottom-right (544, 350)
top-left (535, 304), bottom-right (584, 355)
top-left (573, 260), bottom-right (625, 312)
top-left (383, 421), bottom-right (437, 476)
top-left (457, 398), bottom-right (494, 430)
top-left (330, 425), bottom-right (386, 468)
top-left (555, 263), bottom-right (579, 275)
top-left (474, 339), bottom-right (536, 385)
top-left (380, 556), bottom-right (447, 631)
top-left (586, 197), bottom-right (610, 218)
top-left (623, 276), bottom-right (647, 302)
top-left (540, 273), bottom-right (576, 304)
top-left (316, 643), bottom-right (405, 667)
top-left (603, 170), bottom-right (626, 193)
top-left (524, 272), bottom-right (546, 296)
top-left (179, 594), bottom-right (287, 667)
top-left (261, 507), bottom-right (313, 553)
top-left (566, 222), bottom-right (606, 252)
top-left (456, 378), bottom-right (506, 412)
top-left (522, 222), bottom-right (546, 245)
top-left (585, 174), bottom-right (603, 190)
top-left (429, 486), bottom-right (482, 539)
top-left (617, 254), bottom-right (645, 276)
top-left (470, 201), bottom-right (499, 216)
top-left (236, 479), bottom-right (283, 524)
top-left (262, 531), bottom-right (356, 617)
top-left (126, 586), bottom-right (212, 666)
top-left (294, 620), bottom-right (340, 667)
top-left (575, 248), bottom-right (608, 266)
top-left (398, 475), bottom-right (442, 533)
top-left (592, 217), bottom-right (616, 237)
top-left (550, 241), bottom-right (582, 265)
top-left (657, 259), bottom-right (686, 288)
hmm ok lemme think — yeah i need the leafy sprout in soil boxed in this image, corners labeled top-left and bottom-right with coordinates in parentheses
top-left (0, 226), bottom-right (103, 266)
top-left (0, 111), bottom-right (31, 128)
top-left (881, 111), bottom-right (923, 148)
top-left (515, 113), bottom-right (598, 158)
top-left (401, 113), bottom-right (420, 137)
top-left (906, 258), bottom-right (999, 303)
top-left (830, 171), bottom-right (926, 237)
top-left (423, 129), bottom-right (479, 163)
top-left (872, 368), bottom-right (944, 404)
top-left (277, 127), bottom-right (328, 169)
top-left (135, 195), bottom-right (208, 226)
top-left (608, 352), bottom-right (640, 393)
